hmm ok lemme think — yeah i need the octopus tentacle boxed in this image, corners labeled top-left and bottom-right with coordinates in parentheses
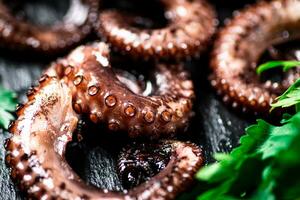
top-left (0, 0), bottom-right (99, 54)
top-left (5, 77), bottom-right (203, 199)
top-left (97, 0), bottom-right (217, 60)
top-left (46, 42), bottom-right (195, 139)
top-left (118, 141), bottom-right (173, 189)
top-left (210, 0), bottom-right (300, 114)
top-left (120, 140), bottom-right (203, 200)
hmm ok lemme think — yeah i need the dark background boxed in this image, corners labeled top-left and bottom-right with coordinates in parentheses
top-left (0, 0), bottom-right (257, 199)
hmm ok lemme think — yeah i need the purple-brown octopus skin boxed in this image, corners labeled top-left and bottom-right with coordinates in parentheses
top-left (97, 0), bottom-right (217, 60)
top-left (0, 0), bottom-right (99, 54)
top-left (210, 0), bottom-right (300, 115)
top-left (46, 42), bottom-right (195, 139)
top-left (5, 76), bottom-right (203, 199)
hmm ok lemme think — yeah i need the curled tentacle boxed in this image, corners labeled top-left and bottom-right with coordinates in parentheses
top-left (210, 0), bottom-right (300, 114)
top-left (118, 141), bottom-right (172, 189)
top-left (0, 0), bottom-right (99, 54)
top-left (97, 0), bottom-right (217, 60)
top-left (5, 77), bottom-right (203, 199)
top-left (118, 140), bottom-right (202, 195)
top-left (46, 42), bottom-right (195, 139)
top-left (119, 140), bottom-right (203, 200)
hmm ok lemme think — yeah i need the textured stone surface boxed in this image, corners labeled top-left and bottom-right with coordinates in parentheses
top-left (0, 0), bottom-right (256, 199)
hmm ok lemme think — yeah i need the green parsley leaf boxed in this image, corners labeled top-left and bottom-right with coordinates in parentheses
top-left (195, 111), bottom-right (300, 200)
top-left (255, 60), bottom-right (300, 111)
top-left (258, 111), bottom-right (300, 159)
top-left (270, 78), bottom-right (300, 111)
top-left (184, 60), bottom-right (300, 200)
top-left (256, 60), bottom-right (300, 75)
top-left (0, 87), bottom-right (17, 129)
top-left (196, 153), bottom-right (232, 183)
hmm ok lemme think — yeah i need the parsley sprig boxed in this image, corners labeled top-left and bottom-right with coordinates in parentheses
top-left (183, 61), bottom-right (300, 200)
top-left (0, 87), bottom-right (17, 129)
top-left (256, 60), bottom-right (300, 111)
top-left (196, 114), bottom-right (300, 200)
top-left (271, 78), bottom-right (300, 111)
top-left (256, 60), bottom-right (300, 75)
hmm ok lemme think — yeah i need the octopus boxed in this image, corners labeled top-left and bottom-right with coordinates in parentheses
top-left (97, 0), bottom-right (217, 60)
top-left (46, 42), bottom-right (195, 139)
top-left (5, 42), bottom-right (203, 199)
top-left (0, 0), bottom-right (99, 54)
top-left (210, 0), bottom-right (300, 115)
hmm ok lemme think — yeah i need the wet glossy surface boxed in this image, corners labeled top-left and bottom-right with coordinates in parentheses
top-left (0, 1), bottom-right (256, 199)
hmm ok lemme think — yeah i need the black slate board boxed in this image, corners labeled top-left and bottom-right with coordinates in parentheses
top-left (0, 0), bottom-right (257, 199)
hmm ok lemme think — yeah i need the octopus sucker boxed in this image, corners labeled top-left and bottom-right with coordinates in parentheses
top-left (5, 76), bottom-right (203, 199)
top-left (97, 0), bottom-right (217, 60)
top-left (210, 0), bottom-right (300, 114)
top-left (0, 0), bottom-right (99, 54)
top-left (45, 42), bottom-right (195, 139)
